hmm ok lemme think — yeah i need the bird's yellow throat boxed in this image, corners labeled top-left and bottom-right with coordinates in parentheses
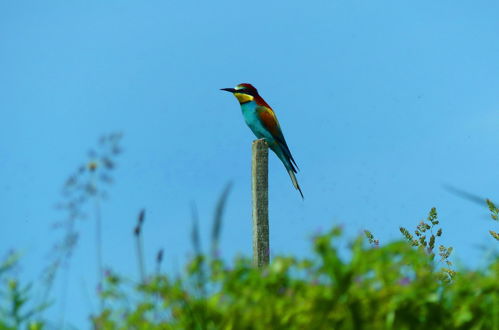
top-left (234, 92), bottom-right (254, 104)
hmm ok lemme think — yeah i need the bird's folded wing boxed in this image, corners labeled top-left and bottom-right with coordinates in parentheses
top-left (256, 106), bottom-right (299, 172)
top-left (256, 107), bottom-right (284, 142)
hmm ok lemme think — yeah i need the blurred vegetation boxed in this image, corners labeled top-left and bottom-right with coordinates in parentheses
top-left (1, 136), bottom-right (498, 329)
top-left (0, 252), bottom-right (46, 330)
top-left (90, 223), bottom-right (498, 329)
top-left (2, 207), bottom-right (499, 330)
top-left (486, 199), bottom-right (499, 241)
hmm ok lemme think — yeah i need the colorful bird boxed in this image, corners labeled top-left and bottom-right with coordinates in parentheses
top-left (221, 83), bottom-right (303, 198)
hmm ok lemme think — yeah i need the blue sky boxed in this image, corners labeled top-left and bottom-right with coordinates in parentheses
top-left (1, 1), bottom-right (498, 327)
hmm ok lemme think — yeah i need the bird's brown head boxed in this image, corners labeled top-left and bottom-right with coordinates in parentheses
top-left (221, 83), bottom-right (259, 104)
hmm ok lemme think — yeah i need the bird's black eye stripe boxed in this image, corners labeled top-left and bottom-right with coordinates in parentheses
top-left (239, 89), bottom-right (257, 96)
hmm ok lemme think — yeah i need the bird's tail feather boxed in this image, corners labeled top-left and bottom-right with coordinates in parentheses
top-left (287, 169), bottom-right (304, 199)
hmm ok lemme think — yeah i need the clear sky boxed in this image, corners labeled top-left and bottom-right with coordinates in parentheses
top-left (1, 1), bottom-right (498, 328)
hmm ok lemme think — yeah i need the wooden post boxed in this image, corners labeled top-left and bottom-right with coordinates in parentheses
top-left (252, 139), bottom-right (269, 268)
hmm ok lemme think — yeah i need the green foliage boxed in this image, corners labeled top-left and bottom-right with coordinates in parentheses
top-left (0, 253), bottom-right (47, 330)
top-left (92, 227), bottom-right (499, 329)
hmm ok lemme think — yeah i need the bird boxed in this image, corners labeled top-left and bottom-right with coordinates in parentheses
top-left (221, 83), bottom-right (303, 198)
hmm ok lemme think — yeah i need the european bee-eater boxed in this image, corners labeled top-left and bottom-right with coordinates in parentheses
top-left (221, 83), bottom-right (303, 198)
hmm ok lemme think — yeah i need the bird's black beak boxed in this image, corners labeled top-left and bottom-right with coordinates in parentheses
top-left (220, 88), bottom-right (236, 93)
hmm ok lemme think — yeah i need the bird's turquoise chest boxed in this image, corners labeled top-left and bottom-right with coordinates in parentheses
top-left (241, 101), bottom-right (257, 124)
top-left (240, 101), bottom-right (267, 139)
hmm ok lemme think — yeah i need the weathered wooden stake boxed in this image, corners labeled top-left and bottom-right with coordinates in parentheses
top-left (252, 139), bottom-right (269, 268)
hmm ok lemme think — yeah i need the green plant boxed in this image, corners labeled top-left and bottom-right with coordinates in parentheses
top-left (399, 207), bottom-right (455, 282)
top-left (0, 252), bottom-right (47, 329)
top-left (92, 224), bottom-right (498, 329)
top-left (486, 199), bottom-right (499, 241)
top-left (363, 230), bottom-right (379, 247)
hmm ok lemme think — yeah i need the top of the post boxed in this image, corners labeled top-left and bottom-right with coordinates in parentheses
top-left (252, 138), bottom-right (268, 149)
